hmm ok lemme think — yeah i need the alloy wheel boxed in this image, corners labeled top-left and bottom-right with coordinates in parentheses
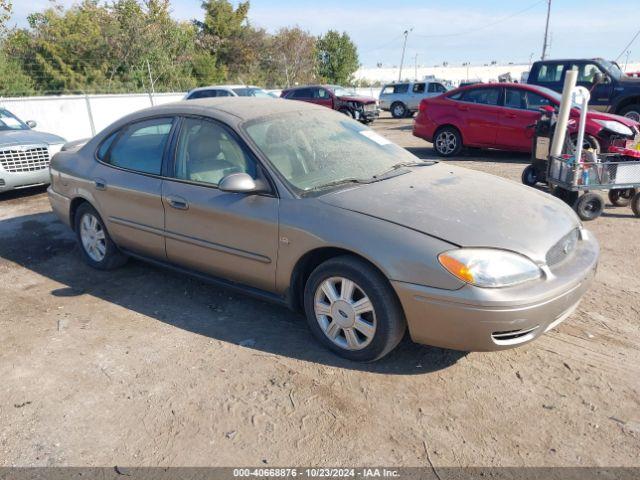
top-left (624, 110), bottom-right (640, 122)
top-left (436, 131), bottom-right (457, 155)
top-left (313, 276), bottom-right (377, 351)
top-left (80, 213), bottom-right (106, 262)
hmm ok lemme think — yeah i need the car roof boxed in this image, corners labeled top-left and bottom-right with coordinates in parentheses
top-left (188, 85), bottom-right (261, 92)
top-left (117, 97), bottom-right (327, 125)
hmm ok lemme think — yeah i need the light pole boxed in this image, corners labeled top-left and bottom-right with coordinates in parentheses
top-left (398, 28), bottom-right (412, 81)
top-left (541, 0), bottom-right (552, 60)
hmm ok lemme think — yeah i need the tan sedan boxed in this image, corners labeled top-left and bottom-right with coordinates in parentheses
top-left (48, 98), bottom-right (599, 361)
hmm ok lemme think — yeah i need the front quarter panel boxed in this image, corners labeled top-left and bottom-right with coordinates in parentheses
top-left (275, 198), bottom-right (465, 295)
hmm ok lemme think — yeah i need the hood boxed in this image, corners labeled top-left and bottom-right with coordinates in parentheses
top-left (337, 95), bottom-right (376, 105)
top-left (0, 129), bottom-right (66, 148)
top-left (619, 75), bottom-right (640, 85)
top-left (579, 109), bottom-right (639, 128)
top-left (319, 163), bottom-right (579, 263)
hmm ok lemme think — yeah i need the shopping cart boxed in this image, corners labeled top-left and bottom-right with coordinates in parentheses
top-left (548, 154), bottom-right (640, 220)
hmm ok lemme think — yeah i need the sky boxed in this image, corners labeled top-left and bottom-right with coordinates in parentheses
top-left (9, 0), bottom-right (640, 68)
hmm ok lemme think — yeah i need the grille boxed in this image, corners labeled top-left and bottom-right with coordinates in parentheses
top-left (546, 228), bottom-right (579, 267)
top-left (0, 145), bottom-right (50, 173)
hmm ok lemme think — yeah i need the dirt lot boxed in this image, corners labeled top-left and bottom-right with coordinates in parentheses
top-left (1, 114), bottom-right (639, 467)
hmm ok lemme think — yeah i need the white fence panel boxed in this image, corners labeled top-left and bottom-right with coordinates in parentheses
top-left (0, 92), bottom-right (185, 142)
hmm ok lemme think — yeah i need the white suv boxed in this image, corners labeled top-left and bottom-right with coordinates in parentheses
top-left (184, 85), bottom-right (275, 100)
top-left (379, 81), bottom-right (448, 118)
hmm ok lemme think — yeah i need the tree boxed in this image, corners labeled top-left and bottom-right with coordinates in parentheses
top-left (268, 26), bottom-right (317, 87)
top-left (316, 30), bottom-right (359, 85)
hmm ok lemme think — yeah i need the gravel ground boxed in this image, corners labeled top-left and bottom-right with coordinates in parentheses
top-left (1, 113), bottom-right (639, 467)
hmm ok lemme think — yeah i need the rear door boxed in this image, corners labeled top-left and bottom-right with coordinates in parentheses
top-left (497, 88), bottom-right (555, 151)
top-left (455, 87), bottom-right (502, 146)
top-left (161, 116), bottom-right (279, 291)
top-left (530, 62), bottom-right (567, 93)
top-left (92, 117), bottom-right (175, 259)
top-left (409, 83), bottom-right (426, 109)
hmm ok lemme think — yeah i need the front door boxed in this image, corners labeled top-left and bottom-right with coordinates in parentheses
top-left (497, 88), bottom-right (554, 151)
top-left (162, 116), bottom-right (279, 292)
top-left (91, 117), bottom-right (175, 259)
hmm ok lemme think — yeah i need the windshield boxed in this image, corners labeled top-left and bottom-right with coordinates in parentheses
top-left (0, 109), bottom-right (28, 131)
top-left (232, 87), bottom-right (272, 98)
top-left (328, 86), bottom-right (356, 97)
top-left (600, 60), bottom-right (623, 80)
top-left (244, 110), bottom-right (423, 193)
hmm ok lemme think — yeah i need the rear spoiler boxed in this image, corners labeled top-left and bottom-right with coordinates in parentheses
top-left (61, 138), bottom-right (90, 152)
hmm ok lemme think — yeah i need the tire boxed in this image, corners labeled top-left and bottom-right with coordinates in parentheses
top-left (619, 104), bottom-right (640, 123)
top-left (433, 126), bottom-right (463, 157)
top-left (521, 165), bottom-right (539, 187)
top-left (74, 202), bottom-right (127, 270)
top-left (390, 102), bottom-right (407, 119)
top-left (632, 192), bottom-right (640, 218)
top-left (608, 188), bottom-right (637, 207)
top-left (303, 255), bottom-right (406, 362)
top-left (571, 134), bottom-right (601, 153)
top-left (574, 193), bottom-right (604, 221)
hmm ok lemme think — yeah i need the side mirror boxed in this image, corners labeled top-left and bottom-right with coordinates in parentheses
top-left (592, 72), bottom-right (604, 85)
top-left (218, 173), bottom-right (265, 194)
top-left (540, 105), bottom-right (556, 114)
top-left (26, 120), bottom-right (37, 128)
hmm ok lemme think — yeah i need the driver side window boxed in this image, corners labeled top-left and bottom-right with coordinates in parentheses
top-left (173, 117), bottom-right (256, 186)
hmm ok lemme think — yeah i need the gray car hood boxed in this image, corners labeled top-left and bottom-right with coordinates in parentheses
top-left (319, 163), bottom-right (579, 262)
top-left (0, 129), bottom-right (66, 147)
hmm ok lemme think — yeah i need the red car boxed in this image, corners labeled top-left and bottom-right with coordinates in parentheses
top-left (413, 83), bottom-right (640, 157)
top-left (281, 85), bottom-right (379, 124)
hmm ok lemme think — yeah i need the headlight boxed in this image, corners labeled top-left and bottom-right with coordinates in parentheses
top-left (48, 143), bottom-right (64, 157)
top-left (438, 248), bottom-right (542, 288)
top-left (594, 120), bottom-right (634, 137)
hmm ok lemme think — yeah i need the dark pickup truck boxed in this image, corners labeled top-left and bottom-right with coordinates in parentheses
top-left (527, 58), bottom-right (640, 121)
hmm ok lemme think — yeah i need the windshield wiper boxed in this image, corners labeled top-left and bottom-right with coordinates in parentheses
top-left (307, 177), bottom-right (370, 192)
top-left (372, 160), bottom-right (436, 180)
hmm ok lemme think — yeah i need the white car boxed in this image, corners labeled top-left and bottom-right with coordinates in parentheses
top-left (184, 85), bottom-right (275, 100)
top-left (379, 80), bottom-right (449, 118)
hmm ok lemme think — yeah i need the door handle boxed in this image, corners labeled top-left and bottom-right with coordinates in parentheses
top-left (458, 105), bottom-right (469, 111)
top-left (506, 113), bottom-right (517, 119)
top-left (166, 196), bottom-right (189, 210)
top-left (94, 178), bottom-right (106, 190)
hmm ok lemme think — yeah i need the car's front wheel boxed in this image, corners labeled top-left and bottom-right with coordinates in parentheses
top-left (303, 256), bottom-right (406, 362)
top-left (433, 126), bottom-right (463, 157)
top-left (74, 203), bottom-right (127, 270)
top-left (619, 104), bottom-right (640, 123)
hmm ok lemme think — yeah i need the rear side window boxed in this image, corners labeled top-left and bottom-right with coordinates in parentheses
top-left (393, 84), bottom-right (409, 94)
top-left (289, 88), bottom-right (312, 99)
top-left (104, 118), bottom-right (174, 175)
top-left (461, 88), bottom-right (500, 106)
top-left (413, 83), bottom-right (425, 93)
top-left (187, 89), bottom-right (219, 99)
top-left (535, 64), bottom-right (564, 83)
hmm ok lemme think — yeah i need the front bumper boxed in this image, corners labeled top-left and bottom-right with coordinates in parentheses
top-left (354, 107), bottom-right (380, 122)
top-left (392, 230), bottom-right (599, 351)
top-left (0, 167), bottom-right (51, 192)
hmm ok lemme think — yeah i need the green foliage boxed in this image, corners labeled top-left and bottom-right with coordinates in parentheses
top-left (316, 30), bottom-right (359, 85)
top-left (0, 0), bottom-right (359, 95)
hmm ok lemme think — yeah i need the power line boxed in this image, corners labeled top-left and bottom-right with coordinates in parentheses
top-left (615, 29), bottom-right (640, 62)
top-left (412, 0), bottom-right (546, 39)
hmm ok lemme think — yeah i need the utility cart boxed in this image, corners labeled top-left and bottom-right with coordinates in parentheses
top-left (547, 154), bottom-right (640, 220)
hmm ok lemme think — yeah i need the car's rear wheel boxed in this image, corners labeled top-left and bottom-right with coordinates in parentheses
top-left (608, 188), bottom-right (637, 207)
top-left (391, 102), bottom-right (407, 119)
top-left (433, 126), bottom-right (463, 157)
top-left (303, 256), bottom-right (406, 362)
top-left (619, 104), bottom-right (640, 123)
top-left (574, 192), bottom-right (604, 221)
top-left (74, 203), bottom-right (127, 270)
